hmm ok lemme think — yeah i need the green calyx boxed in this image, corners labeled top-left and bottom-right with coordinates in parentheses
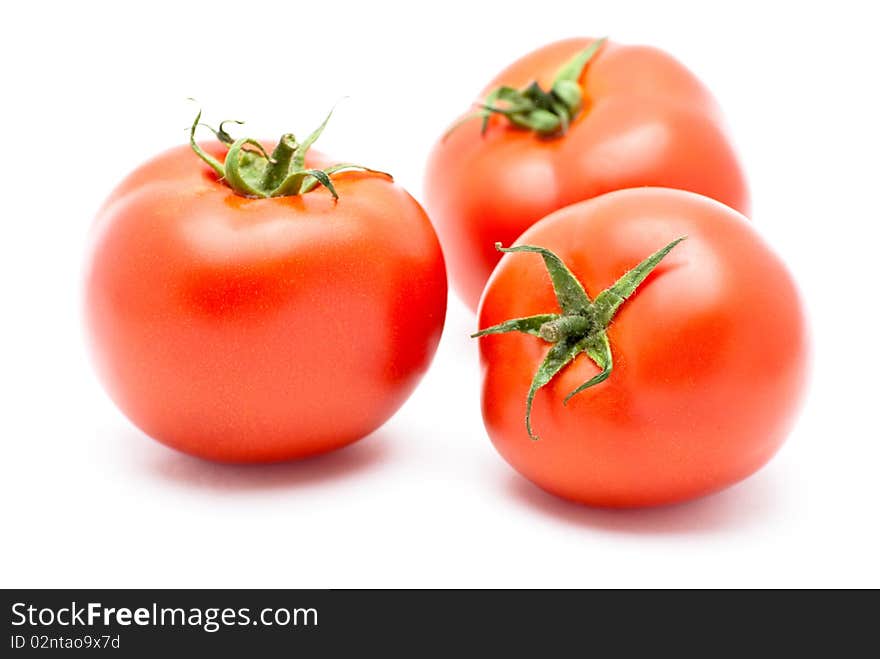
top-left (472, 236), bottom-right (685, 440)
top-left (450, 38), bottom-right (607, 138)
top-left (189, 108), bottom-right (391, 200)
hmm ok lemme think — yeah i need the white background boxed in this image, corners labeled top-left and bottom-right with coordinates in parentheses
top-left (2, 0), bottom-right (878, 588)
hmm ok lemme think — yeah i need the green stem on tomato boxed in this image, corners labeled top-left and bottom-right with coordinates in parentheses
top-left (188, 107), bottom-right (392, 200)
top-left (447, 37), bottom-right (607, 139)
top-left (472, 236), bottom-right (685, 440)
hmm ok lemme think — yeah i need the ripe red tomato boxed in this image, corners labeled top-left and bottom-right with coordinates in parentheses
top-left (476, 188), bottom-right (807, 507)
top-left (85, 113), bottom-right (447, 462)
top-left (426, 37), bottom-right (750, 310)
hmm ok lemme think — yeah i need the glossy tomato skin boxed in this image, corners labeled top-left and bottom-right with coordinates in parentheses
top-left (426, 38), bottom-right (750, 310)
top-left (478, 188), bottom-right (806, 507)
top-left (86, 142), bottom-right (447, 463)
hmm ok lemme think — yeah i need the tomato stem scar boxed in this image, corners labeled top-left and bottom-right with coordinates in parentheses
top-left (471, 236), bottom-right (685, 440)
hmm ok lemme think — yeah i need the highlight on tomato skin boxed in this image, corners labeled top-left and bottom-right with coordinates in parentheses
top-left (425, 37), bottom-right (751, 312)
top-left (84, 111), bottom-right (448, 463)
top-left (474, 188), bottom-right (808, 508)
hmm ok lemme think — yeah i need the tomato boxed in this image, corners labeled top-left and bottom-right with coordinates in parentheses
top-left (425, 37), bottom-right (750, 310)
top-left (476, 188), bottom-right (807, 507)
top-left (85, 112), bottom-right (447, 462)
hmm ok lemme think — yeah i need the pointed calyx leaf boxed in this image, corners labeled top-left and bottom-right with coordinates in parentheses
top-left (471, 313), bottom-right (559, 338)
top-left (188, 108), bottom-right (392, 200)
top-left (473, 236), bottom-right (685, 440)
top-left (495, 243), bottom-right (591, 313)
top-left (447, 37), bottom-right (607, 139)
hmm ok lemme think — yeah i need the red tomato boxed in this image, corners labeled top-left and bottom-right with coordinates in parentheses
top-left (426, 37), bottom-right (750, 310)
top-left (85, 118), bottom-right (447, 463)
top-left (476, 188), bottom-right (807, 507)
